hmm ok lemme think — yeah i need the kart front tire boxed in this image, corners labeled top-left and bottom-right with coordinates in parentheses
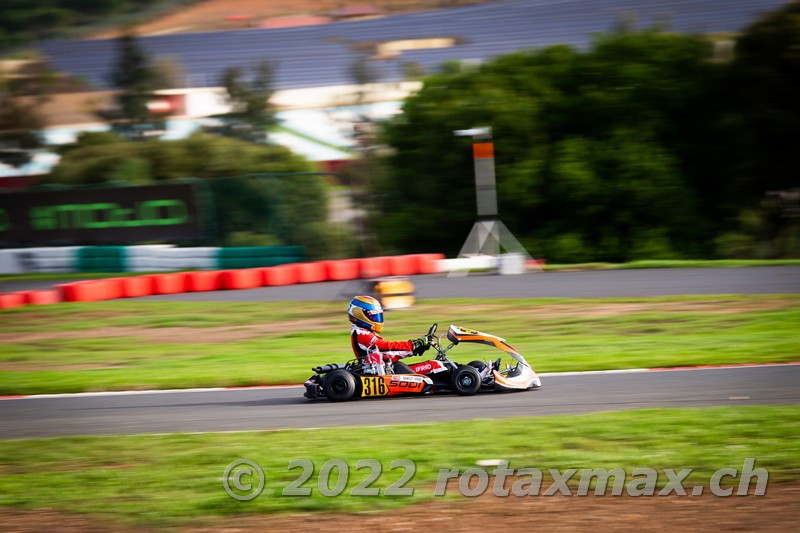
top-left (452, 365), bottom-right (481, 396)
top-left (322, 369), bottom-right (358, 402)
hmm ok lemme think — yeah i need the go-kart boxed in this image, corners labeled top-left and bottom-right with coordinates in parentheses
top-left (303, 324), bottom-right (541, 402)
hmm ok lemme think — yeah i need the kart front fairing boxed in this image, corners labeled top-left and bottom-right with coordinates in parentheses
top-left (446, 325), bottom-right (542, 390)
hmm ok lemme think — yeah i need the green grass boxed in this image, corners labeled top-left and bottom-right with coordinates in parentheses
top-left (0, 406), bottom-right (797, 526)
top-left (1, 295), bottom-right (798, 395)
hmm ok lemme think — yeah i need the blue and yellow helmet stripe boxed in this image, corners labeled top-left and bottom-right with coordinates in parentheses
top-left (348, 295), bottom-right (384, 332)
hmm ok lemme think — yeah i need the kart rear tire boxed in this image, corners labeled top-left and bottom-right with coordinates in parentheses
top-left (451, 365), bottom-right (481, 396)
top-left (322, 369), bottom-right (358, 402)
top-left (468, 360), bottom-right (486, 371)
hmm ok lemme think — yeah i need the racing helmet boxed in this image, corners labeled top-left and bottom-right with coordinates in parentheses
top-left (348, 295), bottom-right (384, 333)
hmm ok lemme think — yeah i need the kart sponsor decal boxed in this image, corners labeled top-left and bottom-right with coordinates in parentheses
top-left (390, 375), bottom-right (424, 383)
top-left (410, 361), bottom-right (446, 374)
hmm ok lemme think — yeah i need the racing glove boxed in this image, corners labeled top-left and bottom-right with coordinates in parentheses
top-left (411, 336), bottom-right (432, 355)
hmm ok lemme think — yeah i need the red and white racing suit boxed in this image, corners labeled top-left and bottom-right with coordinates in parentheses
top-left (351, 325), bottom-right (416, 374)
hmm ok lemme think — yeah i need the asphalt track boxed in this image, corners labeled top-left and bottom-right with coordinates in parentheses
top-left (1, 266), bottom-right (797, 439)
top-left (2, 266), bottom-right (799, 300)
top-left (2, 365), bottom-right (798, 439)
top-left (144, 266), bottom-right (800, 301)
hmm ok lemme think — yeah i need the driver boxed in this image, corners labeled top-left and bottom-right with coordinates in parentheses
top-left (348, 295), bottom-right (432, 375)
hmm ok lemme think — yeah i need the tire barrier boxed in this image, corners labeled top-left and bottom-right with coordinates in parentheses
top-left (414, 253), bottom-right (445, 274)
top-left (217, 246), bottom-right (305, 270)
top-left (295, 262), bottom-right (327, 284)
top-left (0, 245), bottom-right (309, 274)
top-left (186, 271), bottom-right (224, 292)
top-left (121, 276), bottom-right (154, 298)
top-left (127, 245), bottom-right (218, 272)
top-left (324, 259), bottom-right (361, 281)
top-left (29, 247), bottom-right (79, 273)
top-left (39, 247), bottom-right (80, 273)
top-left (0, 250), bottom-right (24, 274)
top-left (59, 278), bottom-right (123, 302)
top-left (526, 258), bottom-right (546, 271)
top-left (106, 278), bottom-right (124, 300)
top-left (58, 281), bottom-right (91, 302)
top-left (77, 246), bottom-right (126, 273)
top-left (126, 245), bottom-right (179, 272)
top-left (18, 289), bottom-right (61, 305)
top-left (359, 256), bottom-right (392, 278)
top-left (220, 269), bottom-right (263, 290)
top-left (0, 292), bottom-right (26, 309)
top-left (388, 255), bottom-right (418, 277)
top-left (1, 252), bottom-right (448, 309)
top-left (261, 264), bottom-right (299, 286)
top-left (160, 247), bottom-right (218, 270)
top-left (150, 273), bottom-right (189, 295)
top-left (0, 247), bottom-right (80, 274)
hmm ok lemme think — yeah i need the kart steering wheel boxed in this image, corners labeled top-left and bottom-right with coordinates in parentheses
top-left (427, 323), bottom-right (438, 337)
top-left (427, 323), bottom-right (439, 347)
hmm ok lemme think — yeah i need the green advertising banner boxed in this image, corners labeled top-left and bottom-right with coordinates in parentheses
top-left (0, 183), bottom-right (204, 246)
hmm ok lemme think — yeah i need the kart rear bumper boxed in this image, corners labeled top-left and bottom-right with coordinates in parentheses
top-left (304, 379), bottom-right (322, 399)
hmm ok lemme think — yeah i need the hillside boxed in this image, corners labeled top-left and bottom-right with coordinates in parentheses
top-left (99, 0), bottom-right (489, 37)
top-left (0, 0), bottom-right (489, 54)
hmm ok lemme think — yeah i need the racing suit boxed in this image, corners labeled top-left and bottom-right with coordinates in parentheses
top-left (350, 325), bottom-right (424, 375)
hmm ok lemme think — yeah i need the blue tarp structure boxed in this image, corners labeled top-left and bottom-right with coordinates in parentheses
top-left (41, 0), bottom-right (791, 92)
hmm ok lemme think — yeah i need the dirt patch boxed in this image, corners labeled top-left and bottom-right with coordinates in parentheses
top-left (6, 482), bottom-right (793, 532)
top-left (0, 318), bottom-right (326, 346)
top-left (424, 298), bottom-right (796, 320)
top-left (187, 482), bottom-right (800, 532)
top-left (514, 299), bottom-right (797, 319)
top-left (0, 508), bottom-right (137, 533)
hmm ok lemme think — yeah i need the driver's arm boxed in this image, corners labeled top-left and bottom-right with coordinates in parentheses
top-left (372, 337), bottom-right (416, 362)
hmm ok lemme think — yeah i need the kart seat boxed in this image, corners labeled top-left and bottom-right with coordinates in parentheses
top-left (393, 361), bottom-right (415, 374)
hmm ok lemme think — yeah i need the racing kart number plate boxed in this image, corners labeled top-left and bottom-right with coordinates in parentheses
top-left (361, 376), bottom-right (390, 397)
top-left (360, 375), bottom-right (426, 397)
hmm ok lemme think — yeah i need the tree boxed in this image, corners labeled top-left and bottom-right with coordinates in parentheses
top-left (378, 31), bottom-right (721, 261)
top-left (105, 30), bottom-right (164, 138)
top-left (0, 0), bottom-right (132, 53)
top-left (0, 67), bottom-right (51, 167)
top-left (726, 0), bottom-right (800, 198)
top-left (214, 61), bottom-right (278, 142)
top-left (714, 1), bottom-right (800, 258)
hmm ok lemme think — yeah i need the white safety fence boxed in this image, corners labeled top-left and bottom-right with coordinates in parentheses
top-left (125, 245), bottom-right (217, 272)
top-left (0, 246), bottom-right (221, 274)
top-left (0, 247), bottom-right (81, 274)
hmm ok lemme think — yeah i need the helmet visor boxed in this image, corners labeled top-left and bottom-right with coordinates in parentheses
top-left (364, 310), bottom-right (383, 323)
